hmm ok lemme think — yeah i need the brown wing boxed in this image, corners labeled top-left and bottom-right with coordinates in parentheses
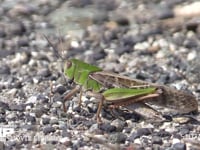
top-left (90, 71), bottom-right (198, 114)
top-left (89, 71), bottom-right (151, 88)
top-left (149, 86), bottom-right (198, 114)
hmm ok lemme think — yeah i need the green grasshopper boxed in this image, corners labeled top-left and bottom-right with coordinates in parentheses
top-left (45, 36), bottom-right (198, 122)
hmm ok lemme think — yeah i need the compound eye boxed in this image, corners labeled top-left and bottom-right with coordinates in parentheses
top-left (66, 61), bottom-right (72, 69)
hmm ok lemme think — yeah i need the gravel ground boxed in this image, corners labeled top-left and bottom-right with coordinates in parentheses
top-left (0, 0), bottom-right (200, 149)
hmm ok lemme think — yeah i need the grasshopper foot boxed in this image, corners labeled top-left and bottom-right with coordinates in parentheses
top-left (96, 116), bottom-right (102, 124)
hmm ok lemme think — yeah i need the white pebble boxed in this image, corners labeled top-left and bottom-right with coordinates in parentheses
top-left (172, 138), bottom-right (180, 144)
top-left (187, 51), bottom-right (196, 61)
top-left (60, 137), bottom-right (70, 144)
top-left (26, 96), bottom-right (37, 104)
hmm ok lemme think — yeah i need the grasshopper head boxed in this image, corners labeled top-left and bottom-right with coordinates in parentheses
top-left (66, 60), bottom-right (72, 69)
top-left (64, 60), bottom-right (75, 83)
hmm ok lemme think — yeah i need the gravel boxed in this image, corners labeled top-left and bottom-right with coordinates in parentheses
top-left (0, 0), bottom-right (200, 149)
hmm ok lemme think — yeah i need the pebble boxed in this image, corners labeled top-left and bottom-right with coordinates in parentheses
top-left (59, 137), bottom-right (72, 146)
top-left (26, 96), bottom-right (38, 104)
top-left (6, 112), bottom-right (17, 121)
top-left (9, 4), bottom-right (37, 16)
top-left (99, 123), bottom-right (116, 132)
top-left (155, 7), bottom-right (173, 19)
top-left (0, 115), bottom-right (6, 122)
top-left (136, 128), bottom-right (153, 136)
top-left (42, 117), bottom-right (50, 125)
top-left (178, 128), bottom-right (189, 136)
top-left (152, 136), bottom-right (163, 145)
top-left (0, 28), bottom-right (6, 37)
top-left (6, 22), bottom-right (26, 36)
top-left (155, 130), bottom-right (171, 137)
top-left (109, 133), bottom-right (127, 144)
top-left (0, 65), bottom-right (10, 74)
top-left (25, 114), bottom-right (36, 124)
top-left (0, 101), bottom-right (9, 110)
top-left (37, 94), bottom-right (49, 103)
top-left (115, 45), bottom-right (132, 55)
top-left (11, 52), bottom-right (30, 65)
top-left (9, 104), bottom-right (25, 112)
top-left (58, 121), bottom-right (67, 130)
top-left (172, 138), bottom-right (181, 145)
top-left (128, 128), bottom-right (153, 142)
top-left (37, 68), bottom-right (51, 77)
top-left (172, 143), bottom-right (186, 150)
top-left (6, 140), bottom-right (17, 148)
top-left (43, 125), bottom-right (56, 134)
top-left (54, 85), bottom-right (67, 94)
top-left (0, 141), bottom-right (5, 150)
top-left (17, 37), bottom-right (29, 47)
top-left (111, 119), bottom-right (127, 132)
top-left (50, 117), bottom-right (59, 125)
top-left (187, 51), bottom-right (196, 61)
top-left (33, 106), bottom-right (48, 118)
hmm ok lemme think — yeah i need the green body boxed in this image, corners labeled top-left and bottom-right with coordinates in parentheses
top-left (65, 59), bottom-right (102, 92)
top-left (64, 59), bottom-right (156, 100)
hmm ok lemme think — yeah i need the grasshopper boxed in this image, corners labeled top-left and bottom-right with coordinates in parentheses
top-left (45, 36), bottom-right (198, 122)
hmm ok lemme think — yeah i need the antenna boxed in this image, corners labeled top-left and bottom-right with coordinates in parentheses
top-left (43, 34), bottom-right (64, 61)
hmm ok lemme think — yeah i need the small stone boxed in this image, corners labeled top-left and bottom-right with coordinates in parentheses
top-left (6, 140), bottom-right (17, 148)
top-left (33, 106), bottom-right (48, 118)
top-left (9, 104), bottom-right (25, 112)
top-left (178, 128), bottom-right (189, 136)
top-left (152, 136), bottom-right (163, 145)
top-left (128, 128), bottom-right (153, 142)
top-left (43, 125), bottom-right (55, 134)
top-left (50, 117), bottom-right (59, 125)
top-left (172, 143), bottom-right (186, 150)
top-left (172, 138), bottom-right (181, 144)
top-left (60, 137), bottom-right (72, 146)
top-left (42, 117), bottom-right (50, 125)
top-left (109, 133), bottom-right (127, 144)
top-left (187, 51), bottom-right (196, 61)
top-left (6, 112), bottom-right (17, 121)
top-left (54, 85), bottom-right (67, 94)
top-left (134, 138), bottom-right (142, 144)
top-left (17, 37), bottom-right (29, 47)
top-left (115, 45), bottom-right (132, 55)
top-left (37, 68), bottom-right (51, 77)
top-left (136, 128), bottom-right (153, 136)
top-left (172, 117), bottom-right (191, 124)
top-left (0, 101), bottom-right (9, 110)
top-left (0, 115), bottom-right (6, 122)
top-left (52, 101), bottom-right (62, 108)
top-left (155, 130), bottom-right (171, 137)
top-left (22, 124), bottom-right (35, 130)
top-left (155, 7), bottom-right (174, 19)
top-left (6, 22), bottom-right (26, 36)
top-left (0, 28), bottom-right (6, 37)
top-left (26, 96), bottom-right (37, 104)
top-left (26, 114), bottom-right (36, 123)
top-left (8, 4), bottom-right (37, 17)
top-left (0, 65), bottom-right (10, 74)
top-left (0, 141), bottom-right (5, 149)
top-left (99, 123), bottom-right (116, 132)
top-left (11, 52), bottom-right (30, 65)
top-left (37, 94), bottom-right (49, 103)
top-left (111, 119), bottom-right (127, 132)
top-left (59, 121), bottom-right (67, 130)
top-left (89, 123), bottom-right (99, 132)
